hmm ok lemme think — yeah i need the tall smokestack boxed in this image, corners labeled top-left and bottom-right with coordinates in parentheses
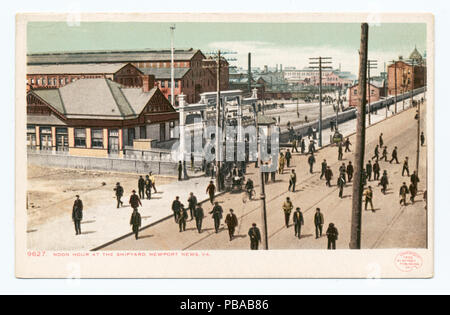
top-left (248, 52), bottom-right (252, 93)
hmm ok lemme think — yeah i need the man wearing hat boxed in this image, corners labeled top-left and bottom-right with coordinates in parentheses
top-left (130, 208), bottom-right (141, 240)
top-left (114, 182), bottom-right (124, 208)
top-left (326, 223), bottom-right (339, 250)
top-left (314, 208), bottom-right (324, 239)
top-left (149, 172), bottom-right (157, 193)
top-left (144, 175), bottom-right (152, 200)
top-left (225, 209), bottom-right (238, 241)
top-left (138, 176), bottom-right (145, 200)
top-left (209, 201), bottom-right (223, 233)
top-left (129, 190), bottom-right (142, 211)
top-left (293, 207), bottom-right (304, 239)
top-left (72, 195), bottom-right (83, 235)
top-left (248, 223), bottom-right (261, 250)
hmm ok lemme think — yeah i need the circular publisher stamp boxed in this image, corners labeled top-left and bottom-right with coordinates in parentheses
top-left (395, 251), bottom-right (423, 272)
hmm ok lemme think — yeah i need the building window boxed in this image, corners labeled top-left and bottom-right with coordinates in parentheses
top-left (27, 125), bottom-right (36, 149)
top-left (354, 89), bottom-right (357, 95)
top-left (161, 80), bottom-right (165, 88)
top-left (91, 129), bottom-right (103, 148)
top-left (175, 80), bottom-right (179, 88)
top-left (140, 126), bottom-right (147, 139)
top-left (74, 128), bottom-right (86, 148)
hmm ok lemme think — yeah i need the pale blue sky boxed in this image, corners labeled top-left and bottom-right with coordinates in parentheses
top-left (27, 22), bottom-right (427, 75)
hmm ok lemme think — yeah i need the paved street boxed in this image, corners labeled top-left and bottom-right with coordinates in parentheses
top-left (102, 97), bottom-right (427, 251)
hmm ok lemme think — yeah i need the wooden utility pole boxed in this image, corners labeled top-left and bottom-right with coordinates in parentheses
top-left (350, 23), bottom-right (369, 249)
top-left (309, 57), bottom-right (332, 147)
top-left (216, 50), bottom-right (221, 191)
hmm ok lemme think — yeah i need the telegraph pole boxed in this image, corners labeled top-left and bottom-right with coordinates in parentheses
top-left (350, 23), bottom-right (369, 250)
top-left (309, 57), bottom-right (332, 147)
top-left (170, 24), bottom-right (176, 106)
top-left (390, 59), bottom-right (398, 114)
top-left (367, 59), bottom-right (377, 125)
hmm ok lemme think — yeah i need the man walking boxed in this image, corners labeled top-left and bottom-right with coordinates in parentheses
top-left (337, 174), bottom-right (345, 199)
top-left (193, 204), bottom-right (204, 233)
top-left (390, 146), bottom-right (399, 164)
top-left (420, 132), bottom-right (425, 146)
top-left (381, 146), bottom-right (388, 162)
top-left (300, 138), bottom-right (306, 154)
top-left (188, 192), bottom-right (197, 221)
top-left (248, 223), bottom-right (261, 250)
top-left (379, 170), bottom-right (389, 194)
top-left (347, 161), bottom-right (354, 182)
top-left (325, 166), bottom-right (333, 187)
top-left (72, 195), bottom-right (83, 236)
top-left (289, 169), bottom-right (297, 192)
top-left (320, 159), bottom-right (327, 179)
top-left (379, 133), bottom-right (384, 148)
top-left (282, 197), bottom-right (294, 228)
top-left (144, 175), bottom-right (152, 200)
top-left (285, 149), bottom-right (292, 168)
top-left (114, 182), bottom-right (124, 208)
top-left (138, 175), bottom-right (145, 200)
top-left (130, 208), bottom-right (141, 240)
top-left (399, 182), bottom-right (409, 206)
top-left (171, 196), bottom-right (182, 223)
top-left (178, 204), bottom-right (188, 232)
top-left (411, 171), bottom-right (420, 188)
top-left (339, 163), bottom-right (347, 182)
top-left (366, 160), bottom-right (373, 181)
top-left (326, 223), bottom-right (339, 250)
top-left (278, 153), bottom-right (286, 174)
top-left (178, 161), bottom-right (183, 181)
top-left (364, 186), bottom-right (374, 212)
top-left (402, 157), bottom-right (410, 177)
top-left (225, 209), bottom-right (239, 241)
top-left (149, 172), bottom-right (157, 193)
top-left (210, 201), bottom-right (224, 233)
top-left (409, 182), bottom-right (418, 204)
top-left (314, 208), bottom-right (324, 239)
top-left (206, 181), bottom-right (216, 204)
top-left (129, 190), bottom-right (142, 210)
top-left (372, 145), bottom-right (379, 161)
top-left (293, 207), bottom-right (304, 239)
top-left (344, 137), bottom-right (352, 152)
top-left (292, 138), bottom-right (299, 153)
top-left (373, 160), bottom-right (381, 181)
top-left (308, 153), bottom-right (316, 174)
top-left (338, 142), bottom-right (343, 161)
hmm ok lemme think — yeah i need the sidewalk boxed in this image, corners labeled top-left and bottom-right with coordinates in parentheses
top-left (28, 174), bottom-right (215, 251)
top-left (27, 93), bottom-right (423, 251)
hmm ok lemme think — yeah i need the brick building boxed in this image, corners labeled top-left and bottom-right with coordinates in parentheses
top-left (348, 79), bottom-right (386, 107)
top-left (387, 48), bottom-right (426, 96)
top-left (27, 48), bottom-right (229, 104)
top-left (26, 78), bottom-right (178, 157)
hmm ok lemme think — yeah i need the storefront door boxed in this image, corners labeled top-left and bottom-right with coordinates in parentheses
top-left (108, 129), bottom-right (119, 155)
top-left (39, 127), bottom-right (52, 151)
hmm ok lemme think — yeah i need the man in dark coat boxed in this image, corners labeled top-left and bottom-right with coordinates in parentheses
top-left (325, 166), bottom-right (333, 187)
top-left (210, 201), bottom-right (223, 233)
top-left (144, 175), bottom-right (152, 200)
top-left (320, 159), bottom-right (327, 179)
top-left (130, 208), bottom-right (141, 240)
top-left (138, 175), bottom-right (145, 200)
top-left (248, 223), bottom-right (261, 250)
top-left (114, 182), bottom-right (124, 208)
top-left (366, 160), bottom-right (373, 181)
top-left (337, 174), bottom-right (345, 199)
top-left (381, 146), bottom-right (388, 162)
top-left (225, 209), bottom-right (239, 241)
top-left (188, 192), bottom-right (198, 221)
top-left (372, 145), bottom-right (379, 161)
top-left (178, 204), bottom-right (188, 232)
top-left (379, 170), bottom-right (389, 194)
top-left (347, 161), bottom-right (354, 182)
top-left (399, 182), bottom-right (409, 206)
top-left (326, 223), bottom-right (339, 250)
top-left (129, 190), bottom-right (142, 210)
top-left (300, 138), bottom-right (306, 154)
top-left (206, 181), bottom-right (216, 204)
top-left (402, 157), bottom-right (410, 177)
top-left (339, 163), bottom-right (347, 183)
top-left (171, 196), bottom-right (182, 223)
top-left (379, 133), bottom-right (384, 148)
top-left (293, 207), bottom-right (304, 239)
top-left (410, 171), bottom-right (420, 188)
top-left (338, 142), bottom-right (343, 160)
top-left (178, 161), bottom-right (183, 181)
top-left (289, 169), bottom-right (297, 192)
top-left (308, 153), bottom-right (316, 174)
top-left (344, 137), bottom-right (352, 152)
top-left (373, 160), bottom-right (381, 181)
top-left (390, 146), bottom-right (399, 164)
top-left (314, 208), bottom-right (324, 239)
top-left (285, 149), bottom-right (292, 168)
top-left (409, 183), bottom-right (418, 204)
top-left (420, 132), bottom-right (425, 146)
top-left (72, 195), bottom-right (83, 235)
top-left (194, 204), bottom-right (204, 233)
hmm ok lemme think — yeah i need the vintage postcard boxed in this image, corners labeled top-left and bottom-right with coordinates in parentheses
top-left (15, 13), bottom-right (434, 278)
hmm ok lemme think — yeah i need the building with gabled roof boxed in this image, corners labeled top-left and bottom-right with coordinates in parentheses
top-left (27, 78), bottom-right (178, 157)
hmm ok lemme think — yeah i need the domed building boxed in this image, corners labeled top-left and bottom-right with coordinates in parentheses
top-left (387, 47), bottom-right (427, 96)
